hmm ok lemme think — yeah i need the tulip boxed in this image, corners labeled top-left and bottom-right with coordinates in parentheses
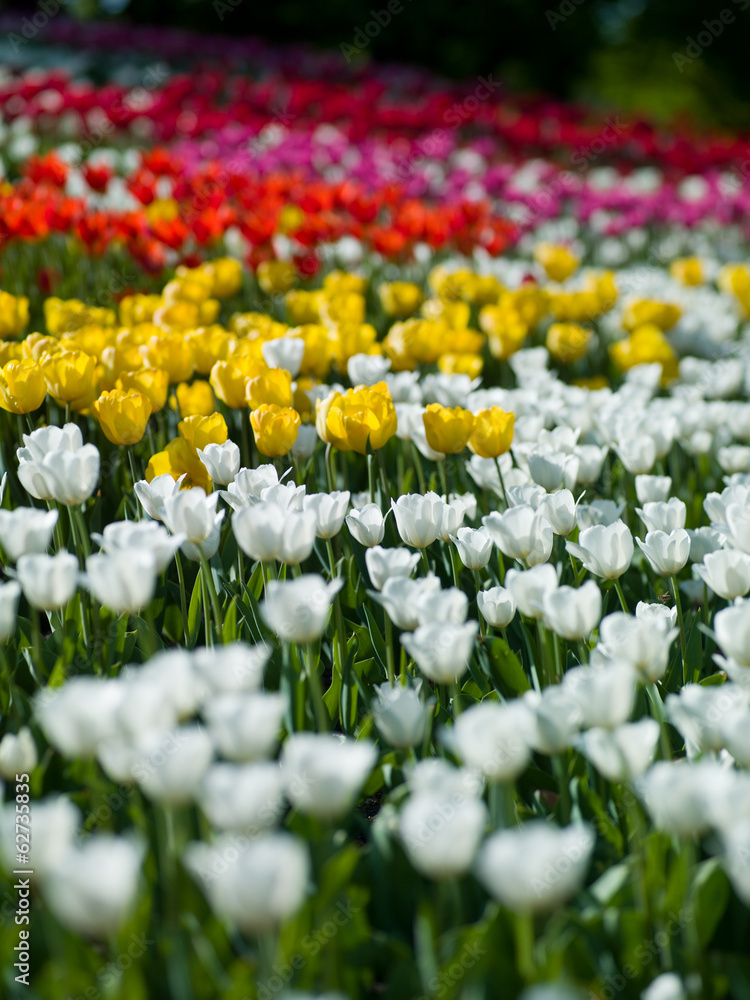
top-left (246, 367), bottom-right (293, 409)
top-left (399, 792), bottom-right (488, 880)
top-left (197, 441), bottom-right (240, 485)
top-left (280, 733), bottom-right (377, 820)
top-left (92, 520), bottom-right (184, 574)
top-left (134, 473), bottom-right (186, 521)
top-left (34, 678), bottom-right (126, 758)
top-left (391, 492), bottom-right (446, 548)
top-left (379, 280), bottom-right (424, 317)
top-left (452, 526), bottom-right (493, 570)
top-left (717, 502), bottom-right (750, 554)
top-left (563, 663), bottom-right (637, 728)
top-left (0, 359), bottom-right (46, 414)
top-left (527, 450), bottom-right (579, 493)
top-left (0, 507), bottom-right (57, 562)
top-left (573, 444), bottom-right (608, 484)
top-left (93, 389), bottom-right (152, 446)
top-left (365, 545), bottom-right (420, 590)
top-left (0, 795), bottom-right (80, 877)
top-left (163, 487), bottom-right (225, 560)
top-left (198, 762), bottom-right (285, 832)
top-left (468, 407), bottom-right (514, 458)
top-left (261, 337), bottom-right (305, 378)
top-left (576, 500), bottom-right (626, 530)
top-left (635, 601), bottom-right (678, 631)
top-left (637, 760), bottom-right (724, 837)
top-left (635, 475), bottom-right (672, 504)
top-left (316, 382), bottom-right (397, 453)
top-left (260, 481), bottom-right (306, 511)
top-left (636, 529), bottom-right (690, 576)
top-left (133, 725), bottom-right (213, 805)
top-left (371, 682), bottom-right (429, 748)
top-left (346, 503), bottom-right (386, 547)
top-left (41, 835), bottom-right (144, 939)
top-left (40, 349), bottom-right (97, 405)
top-left (505, 564), bottom-right (558, 619)
top-left (687, 526), bottom-right (724, 563)
top-left (372, 575), bottom-right (442, 631)
top-left (566, 520), bottom-right (633, 579)
top-left (261, 574), bottom-right (343, 643)
top-left (477, 586), bottom-right (516, 628)
top-left (452, 700), bottom-right (533, 782)
top-left (416, 586), bottom-right (468, 626)
top-left (84, 550), bottom-right (159, 615)
top-left (666, 683), bottom-right (745, 754)
top-left (422, 403), bottom-right (475, 454)
top-left (175, 380), bottom-right (216, 418)
top-left (483, 505), bottom-right (553, 565)
top-left (636, 498), bottom-right (686, 534)
top-left (291, 423), bottom-right (318, 459)
top-left (18, 428), bottom-right (100, 506)
top-left (574, 719), bottom-right (660, 782)
top-left (219, 465), bottom-right (281, 510)
top-left (117, 367), bottom-right (169, 413)
top-left (232, 504), bottom-right (316, 564)
top-left (191, 642), bottom-right (271, 696)
top-left (534, 242), bottom-right (579, 281)
top-left (184, 833), bottom-right (309, 934)
top-left (0, 580), bottom-right (20, 641)
top-left (524, 687), bottom-right (583, 755)
top-left (347, 353), bottom-right (392, 386)
top-left (400, 621), bottom-right (478, 683)
top-left (546, 322), bottom-right (591, 363)
top-left (597, 612), bottom-right (677, 683)
top-left (17, 552), bottom-right (78, 610)
top-left (695, 549), bottom-right (750, 600)
top-left (251, 404), bottom-right (300, 457)
top-left (475, 821), bottom-right (594, 912)
top-left (616, 435), bottom-right (656, 474)
top-left (203, 692), bottom-right (287, 761)
top-left (304, 490), bottom-right (350, 539)
top-left (0, 726), bottom-right (37, 780)
top-left (537, 489), bottom-right (577, 535)
top-left (178, 412), bottom-right (228, 451)
top-left (543, 580), bottom-right (602, 640)
top-left (714, 600), bottom-right (750, 666)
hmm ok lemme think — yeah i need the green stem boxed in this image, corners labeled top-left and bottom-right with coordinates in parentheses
top-left (200, 554), bottom-right (222, 643)
top-left (384, 613), bottom-right (396, 687)
top-left (493, 457), bottom-right (509, 507)
top-left (671, 575), bottom-right (689, 685)
top-left (175, 552), bottom-right (189, 646)
top-left (305, 643), bottom-right (329, 732)
top-left (613, 577), bottom-right (629, 614)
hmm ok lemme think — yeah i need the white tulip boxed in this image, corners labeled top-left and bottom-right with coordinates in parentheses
top-left (666, 683), bottom-right (745, 754)
top-left (204, 692), bottom-right (286, 761)
top-left (84, 549), bottom-right (158, 615)
top-left (291, 423), bottom-right (318, 460)
top-left (616, 435), bottom-right (656, 474)
top-left (687, 526), bottom-right (724, 563)
top-left (566, 520), bottom-right (633, 579)
top-left (0, 727), bottom-right (38, 779)
top-left (163, 487), bottom-right (222, 545)
top-left (303, 490), bottom-right (350, 539)
top-left (184, 833), bottom-right (309, 933)
top-left (132, 725), bottom-right (213, 805)
top-left (523, 687), bottom-right (583, 755)
top-left (0, 507), bottom-right (57, 562)
top-left (722, 705), bottom-right (750, 766)
top-left (281, 733), bottom-right (377, 820)
top-left (477, 586), bottom-right (516, 628)
top-left (635, 601), bottom-right (677, 631)
top-left (436, 497), bottom-right (466, 542)
top-left (191, 642), bottom-right (270, 696)
top-left (219, 465), bottom-right (281, 510)
top-left (371, 682), bottom-right (429, 748)
top-left (346, 503), bottom-right (386, 547)
top-left (714, 599), bottom-right (750, 666)
top-left (197, 441), bottom-right (241, 485)
top-left (543, 581), bottom-right (602, 640)
top-left (347, 353), bottom-right (391, 385)
top-left (198, 762), bottom-right (285, 831)
top-left (505, 564), bottom-right (558, 619)
top-left (637, 760), bottom-right (724, 837)
top-left (416, 585), bottom-right (468, 626)
top-left (636, 498), bottom-right (686, 534)
top-left (537, 489), bottom-right (577, 535)
top-left (563, 663), bottom-right (637, 728)
top-left (18, 424), bottom-right (100, 506)
top-left (635, 475), bottom-right (672, 504)
top-left (399, 792), bottom-right (487, 880)
top-left (134, 473), bottom-right (185, 520)
top-left (261, 575), bottom-right (343, 643)
top-left (34, 678), bottom-right (125, 757)
top-left (527, 450), bottom-right (579, 492)
top-left (452, 526), bottom-right (493, 570)
top-left (597, 612), bottom-right (677, 683)
top-left (401, 621), bottom-right (478, 684)
top-left (483, 505), bottom-right (553, 566)
top-left (262, 336), bottom-right (305, 377)
top-left (365, 545), bottom-right (420, 590)
top-left (0, 580), bottom-right (20, 640)
top-left (641, 972), bottom-right (688, 1000)
top-left (637, 529), bottom-right (690, 575)
top-left (574, 444), bottom-right (607, 484)
top-left (695, 549), bottom-right (750, 600)
top-left (718, 502), bottom-right (750, 553)
top-left (0, 795), bottom-right (80, 877)
top-left (232, 503), bottom-right (315, 564)
top-left (475, 821), bottom-right (594, 912)
top-left (91, 519), bottom-right (184, 573)
top-left (373, 574), bottom-right (441, 632)
top-left (576, 500), bottom-right (625, 530)
top-left (574, 719), bottom-right (660, 782)
top-left (260, 481), bottom-right (306, 512)
top-left (17, 423), bottom-right (82, 460)
top-left (451, 700), bottom-right (533, 782)
top-left (391, 492), bottom-right (446, 548)
top-left (41, 835), bottom-right (143, 938)
top-left (17, 551), bottom-right (78, 610)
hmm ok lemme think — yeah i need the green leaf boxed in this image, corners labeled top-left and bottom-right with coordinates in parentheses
top-left (187, 569), bottom-right (203, 648)
top-left (363, 605), bottom-right (387, 671)
top-left (691, 858), bottom-right (731, 947)
top-left (222, 596), bottom-right (238, 644)
top-left (486, 637), bottom-right (530, 693)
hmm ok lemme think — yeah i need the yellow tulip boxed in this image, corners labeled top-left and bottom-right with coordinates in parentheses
top-left (0, 359), bottom-right (47, 414)
top-left (293, 324), bottom-right (333, 379)
top-left (379, 281), bottom-right (424, 318)
top-left (245, 367), bottom-right (293, 409)
top-left (670, 257), bottom-right (703, 286)
top-left (422, 403), bottom-right (475, 455)
top-left (0, 291), bottom-right (29, 339)
top-left (251, 404), bottom-right (301, 457)
top-left (438, 352), bottom-right (483, 379)
top-left (610, 325), bottom-right (678, 383)
top-left (203, 257), bottom-right (243, 299)
top-left (317, 381), bottom-right (397, 454)
top-left (93, 389), bottom-right (152, 446)
top-left (41, 349), bottom-right (97, 404)
top-left (210, 360), bottom-right (250, 409)
top-left (546, 323), bottom-right (592, 364)
top-left (0, 342), bottom-right (23, 366)
top-left (146, 437), bottom-right (211, 491)
top-left (119, 293), bottom-right (162, 326)
top-left (534, 242), bottom-right (579, 283)
top-left (468, 407), bottom-right (514, 458)
top-left (140, 333), bottom-right (195, 383)
top-left (323, 271), bottom-right (368, 296)
top-left (116, 368), bottom-right (169, 413)
top-left (174, 380), bottom-right (216, 418)
top-left (178, 412), bottom-right (228, 451)
top-left (621, 300), bottom-right (681, 332)
top-left (284, 289), bottom-right (325, 325)
top-left (421, 299), bottom-right (471, 329)
top-left (257, 260), bottom-right (297, 296)
top-left (184, 326), bottom-right (233, 375)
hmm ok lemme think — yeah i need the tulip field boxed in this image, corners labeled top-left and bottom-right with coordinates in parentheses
top-left (4, 17), bottom-right (750, 1000)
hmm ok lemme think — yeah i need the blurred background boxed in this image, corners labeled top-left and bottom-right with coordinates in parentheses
top-left (5, 0), bottom-right (748, 128)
